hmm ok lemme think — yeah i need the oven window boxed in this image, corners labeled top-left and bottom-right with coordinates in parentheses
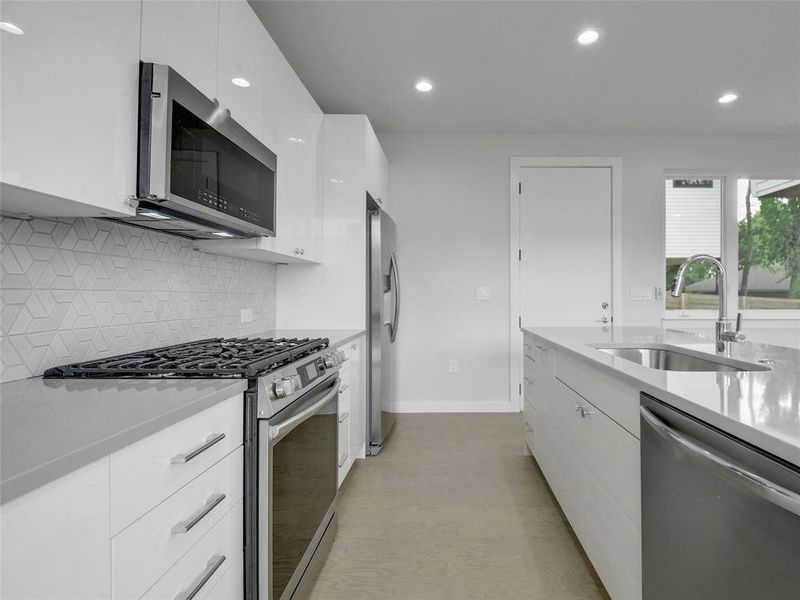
top-left (271, 394), bottom-right (337, 599)
top-left (169, 101), bottom-right (274, 231)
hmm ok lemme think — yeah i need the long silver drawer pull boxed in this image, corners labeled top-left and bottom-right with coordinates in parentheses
top-left (174, 554), bottom-right (226, 600)
top-left (171, 433), bottom-right (226, 464)
top-left (640, 406), bottom-right (800, 518)
top-left (338, 412), bottom-right (349, 424)
top-left (171, 493), bottom-right (226, 534)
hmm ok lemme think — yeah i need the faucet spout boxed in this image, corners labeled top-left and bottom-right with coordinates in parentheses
top-left (670, 254), bottom-right (743, 351)
top-left (671, 254), bottom-right (727, 322)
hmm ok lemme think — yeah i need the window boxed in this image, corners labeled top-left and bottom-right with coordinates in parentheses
top-left (665, 178), bottom-right (722, 311)
top-left (737, 179), bottom-right (800, 310)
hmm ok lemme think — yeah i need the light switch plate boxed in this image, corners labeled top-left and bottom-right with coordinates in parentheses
top-left (475, 287), bottom-right (490, 301)
top-left (629, 286), bottom-right (655, 301)
top-left (240, 308), bottom-right (253, 323)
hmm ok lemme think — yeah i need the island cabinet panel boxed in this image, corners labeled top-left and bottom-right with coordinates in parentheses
top-left (524, 334), bottom-right (642, 600)
top-left (552, 378), bottom-right (641, 600)
top-left (0, 458), bottom-right (112, 599)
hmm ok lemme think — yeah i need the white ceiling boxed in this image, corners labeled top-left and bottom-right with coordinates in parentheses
top-left (250, 1), bottom-right (800, 135)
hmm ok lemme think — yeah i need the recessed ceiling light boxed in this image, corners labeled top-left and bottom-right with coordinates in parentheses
top-left (415, 79), bottom-right (433, 93)
top-left (231, 77), bottom-right (250, 88)
top-left (139, 211), bottom-right (170, 220)
top-left (212, 231), bottom-right (235, 237)
top-left (576, 28), bottom-right (600, 45)
top-left (287, 137), bottom-right (306, 144)
top-left (0, 22), bottom-right (24, 35)
top-left (718, 92), bottom-right (738, 104)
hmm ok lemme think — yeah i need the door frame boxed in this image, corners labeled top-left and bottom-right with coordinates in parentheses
top-left (509, 157), bottom-right (623, 409)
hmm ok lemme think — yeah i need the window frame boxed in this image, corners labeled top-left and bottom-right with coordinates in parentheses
top-left (662, 169), bottom-right (800, 321)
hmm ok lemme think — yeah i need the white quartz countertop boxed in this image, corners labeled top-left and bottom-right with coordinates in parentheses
top-left (0, 378), bottom-right (247, 504)
top-left (521, 326), bottom-right (800, 467)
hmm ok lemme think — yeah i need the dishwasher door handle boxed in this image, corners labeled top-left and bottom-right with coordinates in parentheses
top-left (640, 406), bottom-right (800, 518)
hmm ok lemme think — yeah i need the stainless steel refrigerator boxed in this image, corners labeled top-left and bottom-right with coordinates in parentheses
top-left (367, 197), bottom-right (398, 455)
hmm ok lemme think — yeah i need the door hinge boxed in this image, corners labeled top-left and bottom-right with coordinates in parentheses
top-left (518, 249), bottom-right (522, 261)
top-left (518, 315), bottom-right (522, 327)
top-left (518, 182), bottom-right (522, 194)
top-left (519, 383), bottom-right (522, 396)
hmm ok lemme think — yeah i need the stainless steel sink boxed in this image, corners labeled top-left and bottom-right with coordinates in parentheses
top-left (590, 344), bottom-right (771, 372)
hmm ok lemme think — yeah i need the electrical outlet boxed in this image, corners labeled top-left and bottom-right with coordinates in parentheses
top-left (475, 287), bottom-right (490, 301)
top-left (240, 308), bottom-right (253, 323)
top-left (448, 359), bottom-right (458, 374)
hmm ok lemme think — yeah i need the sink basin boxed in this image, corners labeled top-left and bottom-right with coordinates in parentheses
top-left (591, 344), bottom-right (771, 372)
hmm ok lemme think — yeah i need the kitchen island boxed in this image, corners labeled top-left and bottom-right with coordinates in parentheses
top-left (520, 326), bottom-right (800, 600)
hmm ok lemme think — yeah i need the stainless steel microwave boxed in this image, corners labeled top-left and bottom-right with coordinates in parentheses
top-left (129, 62), bottom-right (276, 239)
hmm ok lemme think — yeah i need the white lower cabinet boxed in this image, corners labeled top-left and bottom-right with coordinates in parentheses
top-left (112, 448), bottom-right (244, 599)
top-left (524, 336), bottom-right (641, 600)
top-left (139, 500), bottom-right (244, 600)
top-left (0, 459), bottom-right (112, 600)
top-left (0, 396), bottom-right (245, 600)
top-left (337, 337), bottom-right (365, 487)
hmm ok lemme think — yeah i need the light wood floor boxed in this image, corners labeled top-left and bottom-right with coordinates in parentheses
top-left (308, 413), bottom-right (609, 600)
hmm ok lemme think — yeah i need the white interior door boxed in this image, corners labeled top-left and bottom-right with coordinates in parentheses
top-left (520, 166), bottom-right (613, 326)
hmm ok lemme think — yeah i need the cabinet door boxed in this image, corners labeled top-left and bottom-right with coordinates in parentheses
top-left (216, 0), bottom-right (266, 144)
top-left (553, 380), bottom-right (642, 600)
top-left (365, 121), bottom-right (389, 211)
top-left (0, 459), bottom-right (111, 599)
top-left (0, 0), bottom-right (140, 216)
top-left (140, 0), bottom-right (219, 100)
top-left (275, 114), bottom-right (324, 261)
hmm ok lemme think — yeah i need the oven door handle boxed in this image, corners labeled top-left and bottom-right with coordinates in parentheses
top-left (270, 375), bottom-right (340, 444)
top-left (641, 406), bottom-right (800, 517)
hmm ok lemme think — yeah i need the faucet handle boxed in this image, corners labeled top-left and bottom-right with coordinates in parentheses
top-left (727, 312), bottom-right (746, 343)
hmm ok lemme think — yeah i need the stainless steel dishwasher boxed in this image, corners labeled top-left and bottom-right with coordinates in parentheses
top-left (640, 394), bottom-right (800, 600)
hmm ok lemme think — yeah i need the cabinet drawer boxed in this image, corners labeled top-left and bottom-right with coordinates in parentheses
top-left (139, 500), bottom-right (243, 600)
top-left (112, 447), bottom-right (243, 600)
top-left (205, 552), bottom-right (244, 600)
top-left (111, 395), bottom-right (243, 534)
top-left (555, 351), bottom-right (639, 437)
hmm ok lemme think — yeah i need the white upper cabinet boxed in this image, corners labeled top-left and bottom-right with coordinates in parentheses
top-left (140, 0), bottom-right (219, 100)
top-left (365, 121), bottom-right (390, 212)
top-left (217, 0), bottom-right (268, 145)
top-left (0, 0), bottom-right (141, 218)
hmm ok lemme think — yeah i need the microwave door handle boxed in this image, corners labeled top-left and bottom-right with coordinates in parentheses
top-left (640, 406), bottom-right (800, 517)
top-left (389, 252), bottom-right (400, 343)
top-left (269, 376), bottom-right (340, 444)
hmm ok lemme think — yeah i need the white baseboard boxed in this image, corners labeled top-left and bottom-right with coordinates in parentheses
top-left (387, 400), bottom-right (520, 413)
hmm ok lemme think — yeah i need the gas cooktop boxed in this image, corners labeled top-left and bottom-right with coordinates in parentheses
top-left (43, 336), bottom-right (329, 379)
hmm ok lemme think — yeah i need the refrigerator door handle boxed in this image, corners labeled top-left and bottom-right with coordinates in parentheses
top-left (389, 252), bottom-right (400, 343)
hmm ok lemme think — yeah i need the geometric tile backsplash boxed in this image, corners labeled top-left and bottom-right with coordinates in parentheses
top-left (0, 216), bottom-right (277, 382)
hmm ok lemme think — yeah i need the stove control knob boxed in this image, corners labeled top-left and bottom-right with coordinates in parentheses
top-left (322, 351), bottom-right (347, 368)
top-left (274, 375), bottom-right (300, 399)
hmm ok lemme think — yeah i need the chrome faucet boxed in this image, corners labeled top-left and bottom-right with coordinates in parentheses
top-left (670, 254), bottom-right (745, 352)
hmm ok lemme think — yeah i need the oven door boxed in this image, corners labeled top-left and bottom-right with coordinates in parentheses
top-left (258, 373), bottom-right (339, 600)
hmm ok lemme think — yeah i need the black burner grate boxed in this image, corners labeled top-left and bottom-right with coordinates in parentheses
top-left (43, 337), bottom-right (329, 379)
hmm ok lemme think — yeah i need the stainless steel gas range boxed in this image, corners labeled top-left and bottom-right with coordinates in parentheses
top-left (44, 336), bottom-right (347, 600)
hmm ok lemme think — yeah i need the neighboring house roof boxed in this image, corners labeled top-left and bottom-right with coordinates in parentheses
top-left (687, 266), bottom-right (789, 293)
top-left (753, 179), bottom-right (800, 199)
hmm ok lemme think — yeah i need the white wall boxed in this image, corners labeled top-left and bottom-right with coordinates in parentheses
top-left (379, 133), bottom-right (800, 412)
